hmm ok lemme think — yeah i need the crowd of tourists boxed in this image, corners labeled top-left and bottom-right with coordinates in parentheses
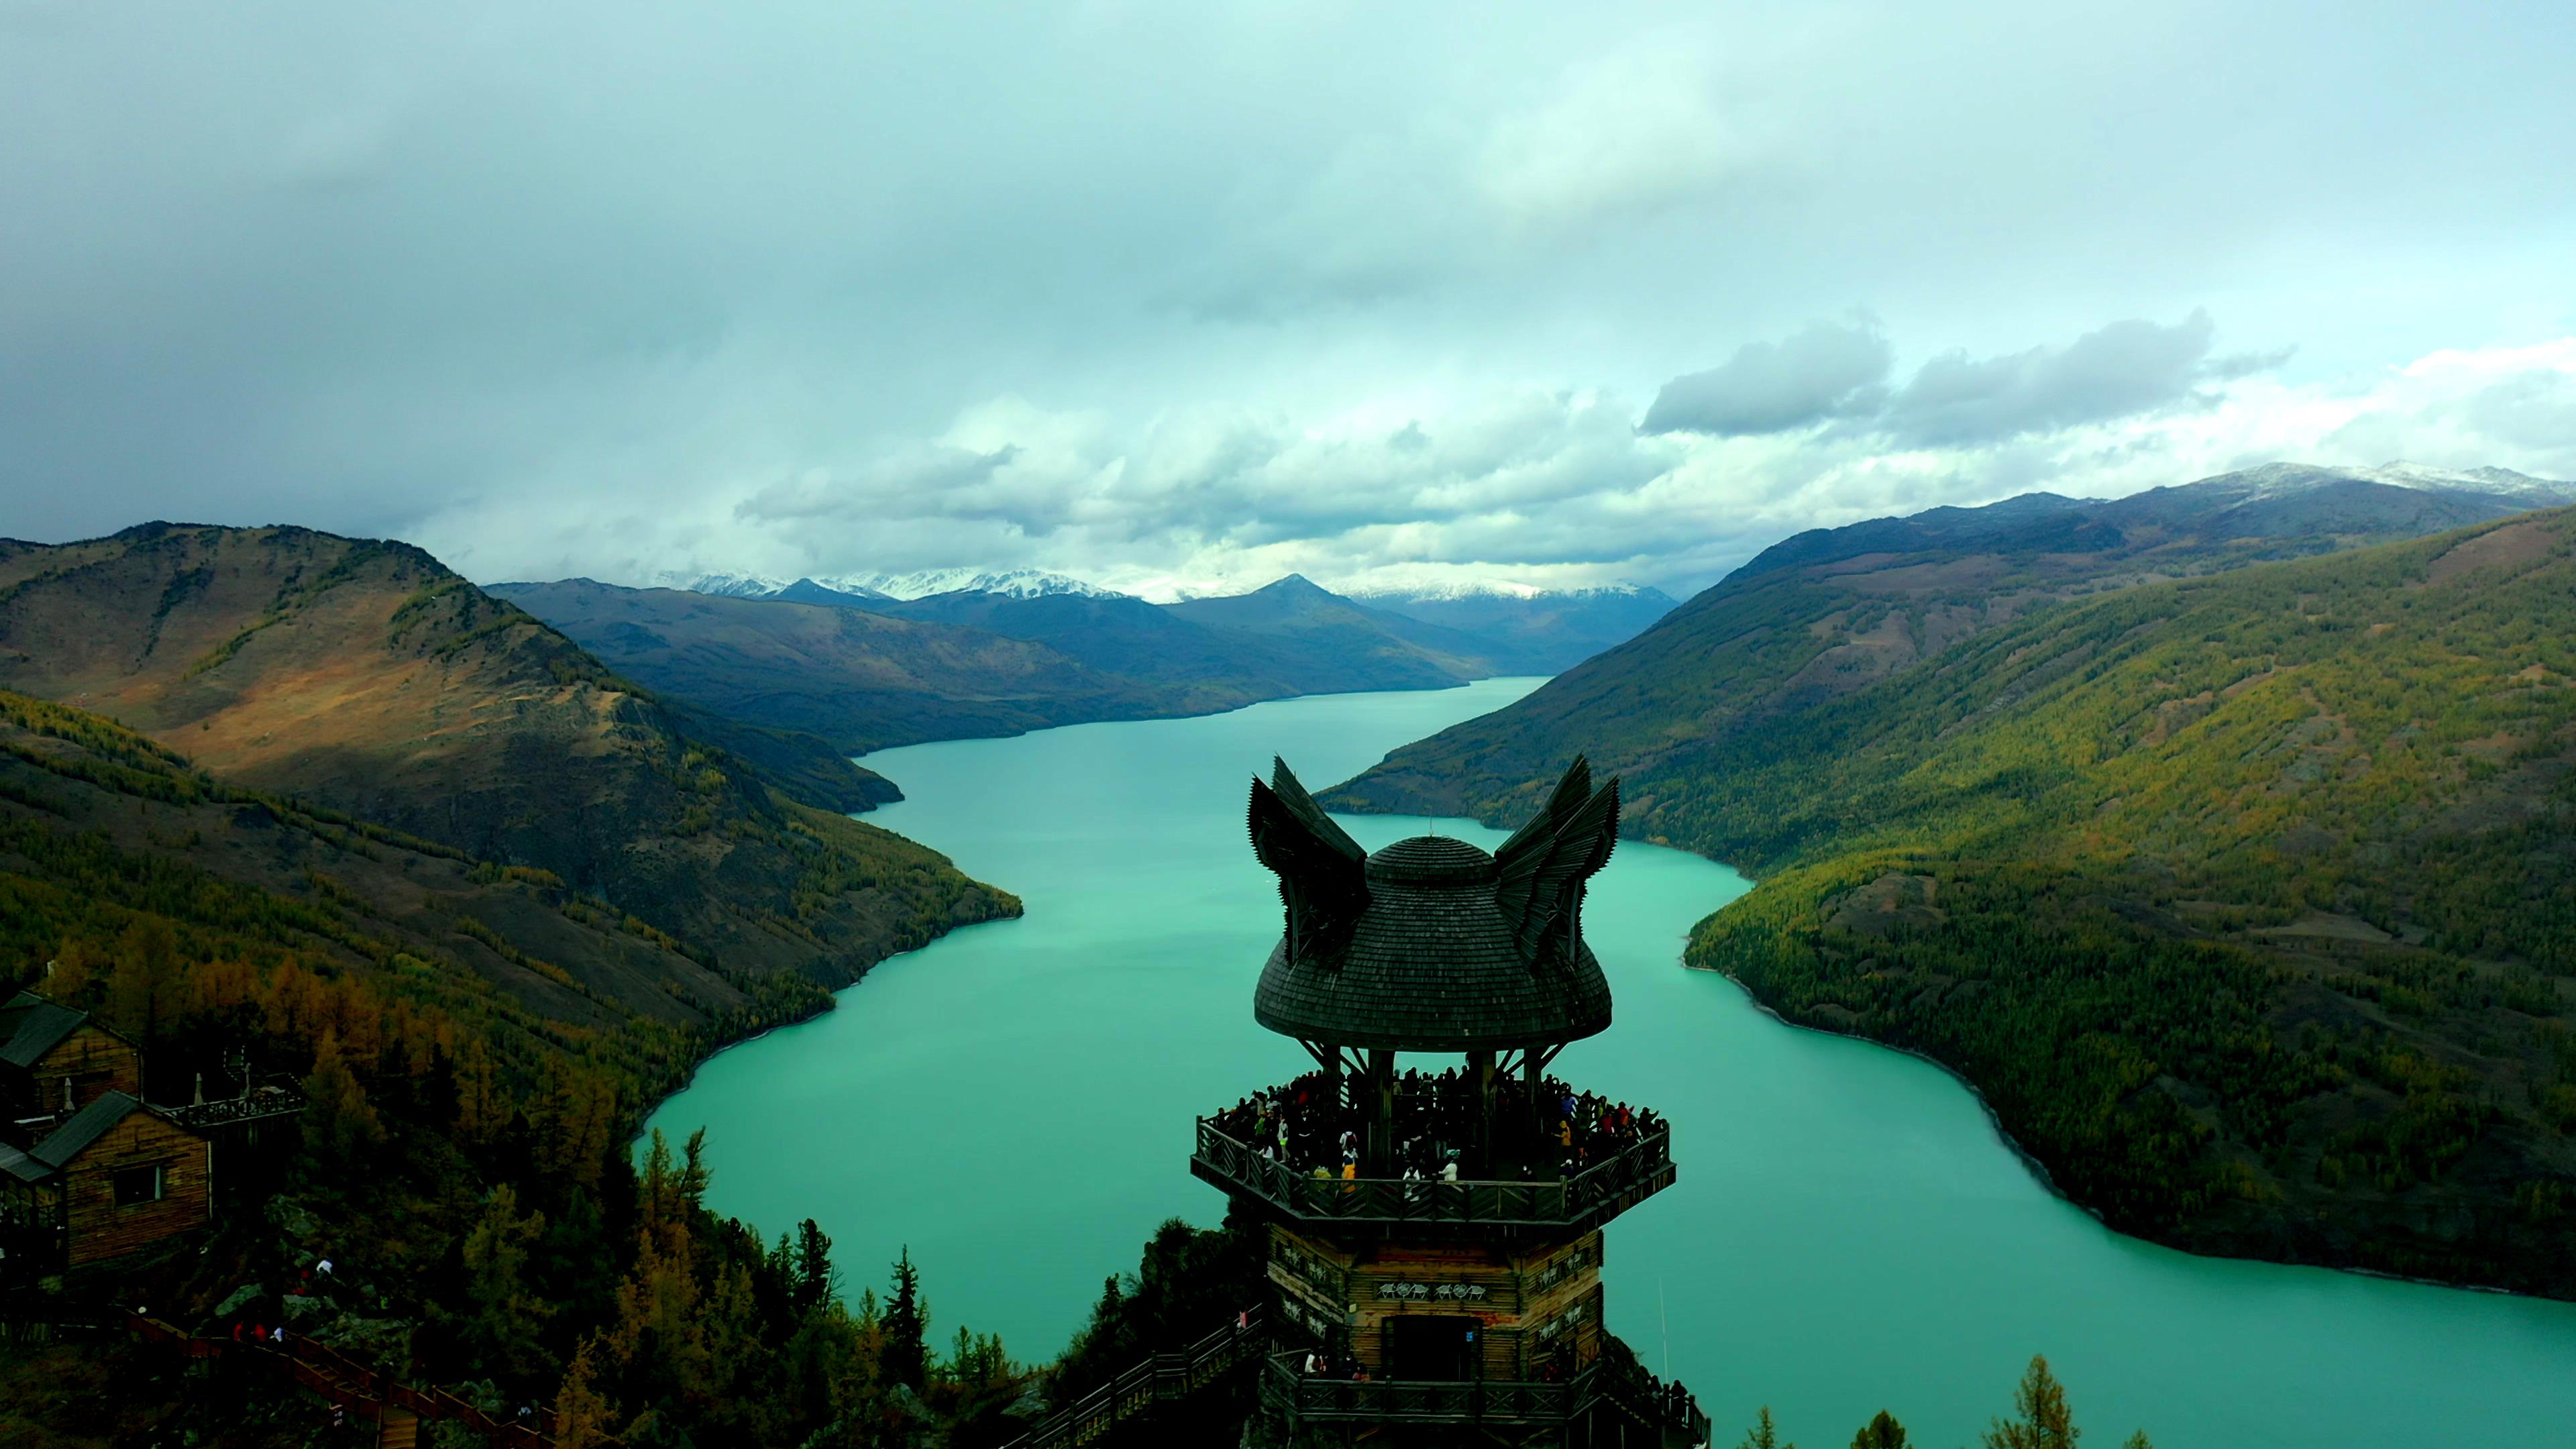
top-left (1208, 1067), bottom-right (1665, 1181)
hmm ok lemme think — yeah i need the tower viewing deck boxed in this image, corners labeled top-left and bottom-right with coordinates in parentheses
top-left (1209, 757), bottom-right (1705, 1448)
top-left (1192, 1071), bottom-right (1674, 1238)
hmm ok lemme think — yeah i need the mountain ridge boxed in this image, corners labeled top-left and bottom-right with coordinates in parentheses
top-left (0, 524), bottom-right (1018, 996)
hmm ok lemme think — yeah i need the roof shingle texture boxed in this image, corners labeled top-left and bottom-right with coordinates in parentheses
top-left (0, 990), bottom-right (87, 1070)
top-left (1253, 835), bottom-right (1613, 1051)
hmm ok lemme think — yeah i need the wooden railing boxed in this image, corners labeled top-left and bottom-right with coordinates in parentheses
top-left (1000, 1309), bottom-right (1265, 1449)
top-left (1191, 1121), bottom-right (1674, 1235)
top-left (128, 1314), bottom-right (555, 1447)
top-left (1263, 1348), bottom-right (1710, 1445)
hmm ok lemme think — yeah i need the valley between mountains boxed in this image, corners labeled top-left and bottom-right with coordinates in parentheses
top-left (2, 459), bottom-right (2571, 1448)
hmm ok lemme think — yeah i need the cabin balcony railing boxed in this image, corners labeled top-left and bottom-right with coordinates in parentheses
top-left (1260, 1350), bottom-right (1709, 1444)
top-left (1189, 1119), bottom-right (1673, 1238)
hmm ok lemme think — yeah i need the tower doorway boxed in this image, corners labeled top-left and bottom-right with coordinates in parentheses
top-left (1385, 1315), bottom-right (1479, 1381)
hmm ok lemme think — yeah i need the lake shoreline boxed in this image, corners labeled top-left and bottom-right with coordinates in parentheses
top-left (1691, 960), bottom-right (2539, 1303)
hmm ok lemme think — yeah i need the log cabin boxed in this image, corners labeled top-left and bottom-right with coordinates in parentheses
top-left (0, 989), bottom-right (144, 1130)
top-left (0, 1089), bottom-right (213, 1281)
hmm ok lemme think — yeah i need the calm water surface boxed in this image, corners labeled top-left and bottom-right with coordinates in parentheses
top-left (647, 679), bottom-right (2576, 1448)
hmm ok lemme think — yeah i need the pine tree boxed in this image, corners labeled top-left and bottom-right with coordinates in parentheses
top-left (301, 1030), bottom-right (385, 1168)
top-left (459, 1184), bottom-right (552, 1369)
top-left (1982, 1354), bottom-right (2079, 1449)
top-left (2121, 1433), bottom-right (2154, 1449)
top-left (1737, 1405), bottom-right (1794, 1449)
top-left (1852, 1409), bottom-right (1911, 1448)
top-left (884, 1247), bottom-right (928, 1390)
top-left (792, 1218), bottom-right (837, 1316)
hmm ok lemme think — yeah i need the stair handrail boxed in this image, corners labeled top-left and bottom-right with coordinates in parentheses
top-left (129, 1313), bottom-right (557, 1446)
top-left (1001, 1307), bottom-right (1265, 1449)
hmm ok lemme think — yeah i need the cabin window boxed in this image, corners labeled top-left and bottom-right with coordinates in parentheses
top-left (112, 1164), bottom-right (166, 1207)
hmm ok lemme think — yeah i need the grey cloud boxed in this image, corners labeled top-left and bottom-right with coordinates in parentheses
top-left (2, 1), bottom-right (2570, 596)
top-left (1883, 311), bottom-right (2219, 446)
top-left (736, 445), bottom-right (1026, 524)
top-left (1644, 311), bottom-right (2271, 448)
top-left (1640, 319), bottom-right (1892, 435)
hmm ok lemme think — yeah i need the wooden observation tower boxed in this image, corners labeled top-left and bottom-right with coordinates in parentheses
top-left (1195, 758), bottom-right (1709, 1448)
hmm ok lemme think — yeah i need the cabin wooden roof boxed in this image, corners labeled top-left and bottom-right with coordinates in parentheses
top-left (0, 1090), bottom-right (158, 1185)
top-left (1249, 759), bottom-right (1619, 1052)
top-left (0, 990), bottom-right (91, 1070)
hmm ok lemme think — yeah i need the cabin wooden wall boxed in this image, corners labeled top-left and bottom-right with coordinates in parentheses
top-left (62, 1112), bottom-right (209, 1267)
top-left (8, 1027), bottom-right (144, 1120)
top-left (1270, 1226), bottom-right (1609, 1381)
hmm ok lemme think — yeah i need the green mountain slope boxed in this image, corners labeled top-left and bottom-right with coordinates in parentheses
top-left (1385, 508), bottom-right (2576, 1293)
top-left (0, 525), bottom-right (1016, 991)
top-left (1327, 468), bottom-right (2561, 829)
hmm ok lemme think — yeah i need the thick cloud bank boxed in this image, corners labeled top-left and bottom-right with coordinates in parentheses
top-left (2, 1), bottom-right (2570, 596)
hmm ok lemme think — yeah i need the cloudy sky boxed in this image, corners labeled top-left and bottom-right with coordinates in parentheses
top-left (5, 1), bottom-right (2573, 598)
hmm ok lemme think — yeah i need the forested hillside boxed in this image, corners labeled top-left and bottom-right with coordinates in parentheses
top-left (0, 525), bottom-right (1012, 992)
top-left (501, 573), bottom-right (1517, 757)
top-left (0, 690), bottom-right (1050, 1444)
top-left (1333, 490), bottom-right (2576, 1295)
top-left (492, 578), bottom-right (1184, 753)
top-left (1330, 466), bottom-right (2569, 828)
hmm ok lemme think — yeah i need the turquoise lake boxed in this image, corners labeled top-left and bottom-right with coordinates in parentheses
top-left (645, 678), bottom-right (2576, 1448)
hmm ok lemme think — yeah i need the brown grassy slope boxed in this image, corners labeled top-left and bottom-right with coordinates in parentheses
top-left (0, 688), bottom-right (742, 1032)
top-left (490, 578), bottom-right (1177, 751)
top-left (0, 525), bottom-right (1017, 992)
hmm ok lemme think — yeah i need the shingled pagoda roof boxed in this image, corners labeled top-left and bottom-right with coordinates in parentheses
top-left (1247, 757), bottom-right (1618, 1052)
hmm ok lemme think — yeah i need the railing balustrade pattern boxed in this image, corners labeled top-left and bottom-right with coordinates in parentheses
top-left (1191, 1120), bottom-right (1674, 1234)
top-left (1263, 1349), bottom-right (1711, 1444)
top-left (1002, 1309), bottom-right (1266, 1449)
top-left (128, 1315), bottom-right (553, 1447)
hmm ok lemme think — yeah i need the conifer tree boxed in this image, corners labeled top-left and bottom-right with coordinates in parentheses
top-left (792, 1218), bottom-right (837, 1316)
top-left (1852, 1409), bottom-right (1911, 1448)
top-left (884, 1247), bottom-right (929, 1390)
top-left (1982, 1354), bottom-right (2079, 1449)
top-left (301, 1030), bottom-right (385, 1167)
top-left (1737, 1405), bottom-right (1794, 1449)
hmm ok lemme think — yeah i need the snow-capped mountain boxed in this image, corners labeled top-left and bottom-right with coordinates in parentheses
top-left (652, 570), bottom-right (790, 598)
top-left (2213, 461), bottom-right (2576, 506)
top-left (809, 568), bottom-right (1127, 601)
top-left (2353, 462), bottom-right (2576, 503)
top-left (1345, 579), bottom-right (1668, 605)
top-left (653, 567), bottom-right (1128, 603)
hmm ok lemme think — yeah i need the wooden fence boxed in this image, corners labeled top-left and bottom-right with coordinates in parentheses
top-left (1000, 1308), bottom-right (1265, 1449)
top-left (129, 1313), bottom-right (556, 1447)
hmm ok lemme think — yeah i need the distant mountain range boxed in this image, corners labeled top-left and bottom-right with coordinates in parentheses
top-left (495, 570), bottom-right (1679, 755)
top-left (656, 567), bottom-right (1119, 603)
top-left (1324, 460), bottom-right (2576, 1297)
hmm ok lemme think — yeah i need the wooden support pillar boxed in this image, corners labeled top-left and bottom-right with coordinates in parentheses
top-left (1363, 1049), bottom-right (1397, 1176)
top-left (1468, 1049), bottom-right (1497, 1177)
top-left (1525, 1044), bottom-right (1548, 1175)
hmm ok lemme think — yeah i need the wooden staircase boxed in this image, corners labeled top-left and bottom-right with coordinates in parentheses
top-left (127, 1315), bottom-right (549, 1447)
top-left (1003, 1309), bottom-right (1265, 1449)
